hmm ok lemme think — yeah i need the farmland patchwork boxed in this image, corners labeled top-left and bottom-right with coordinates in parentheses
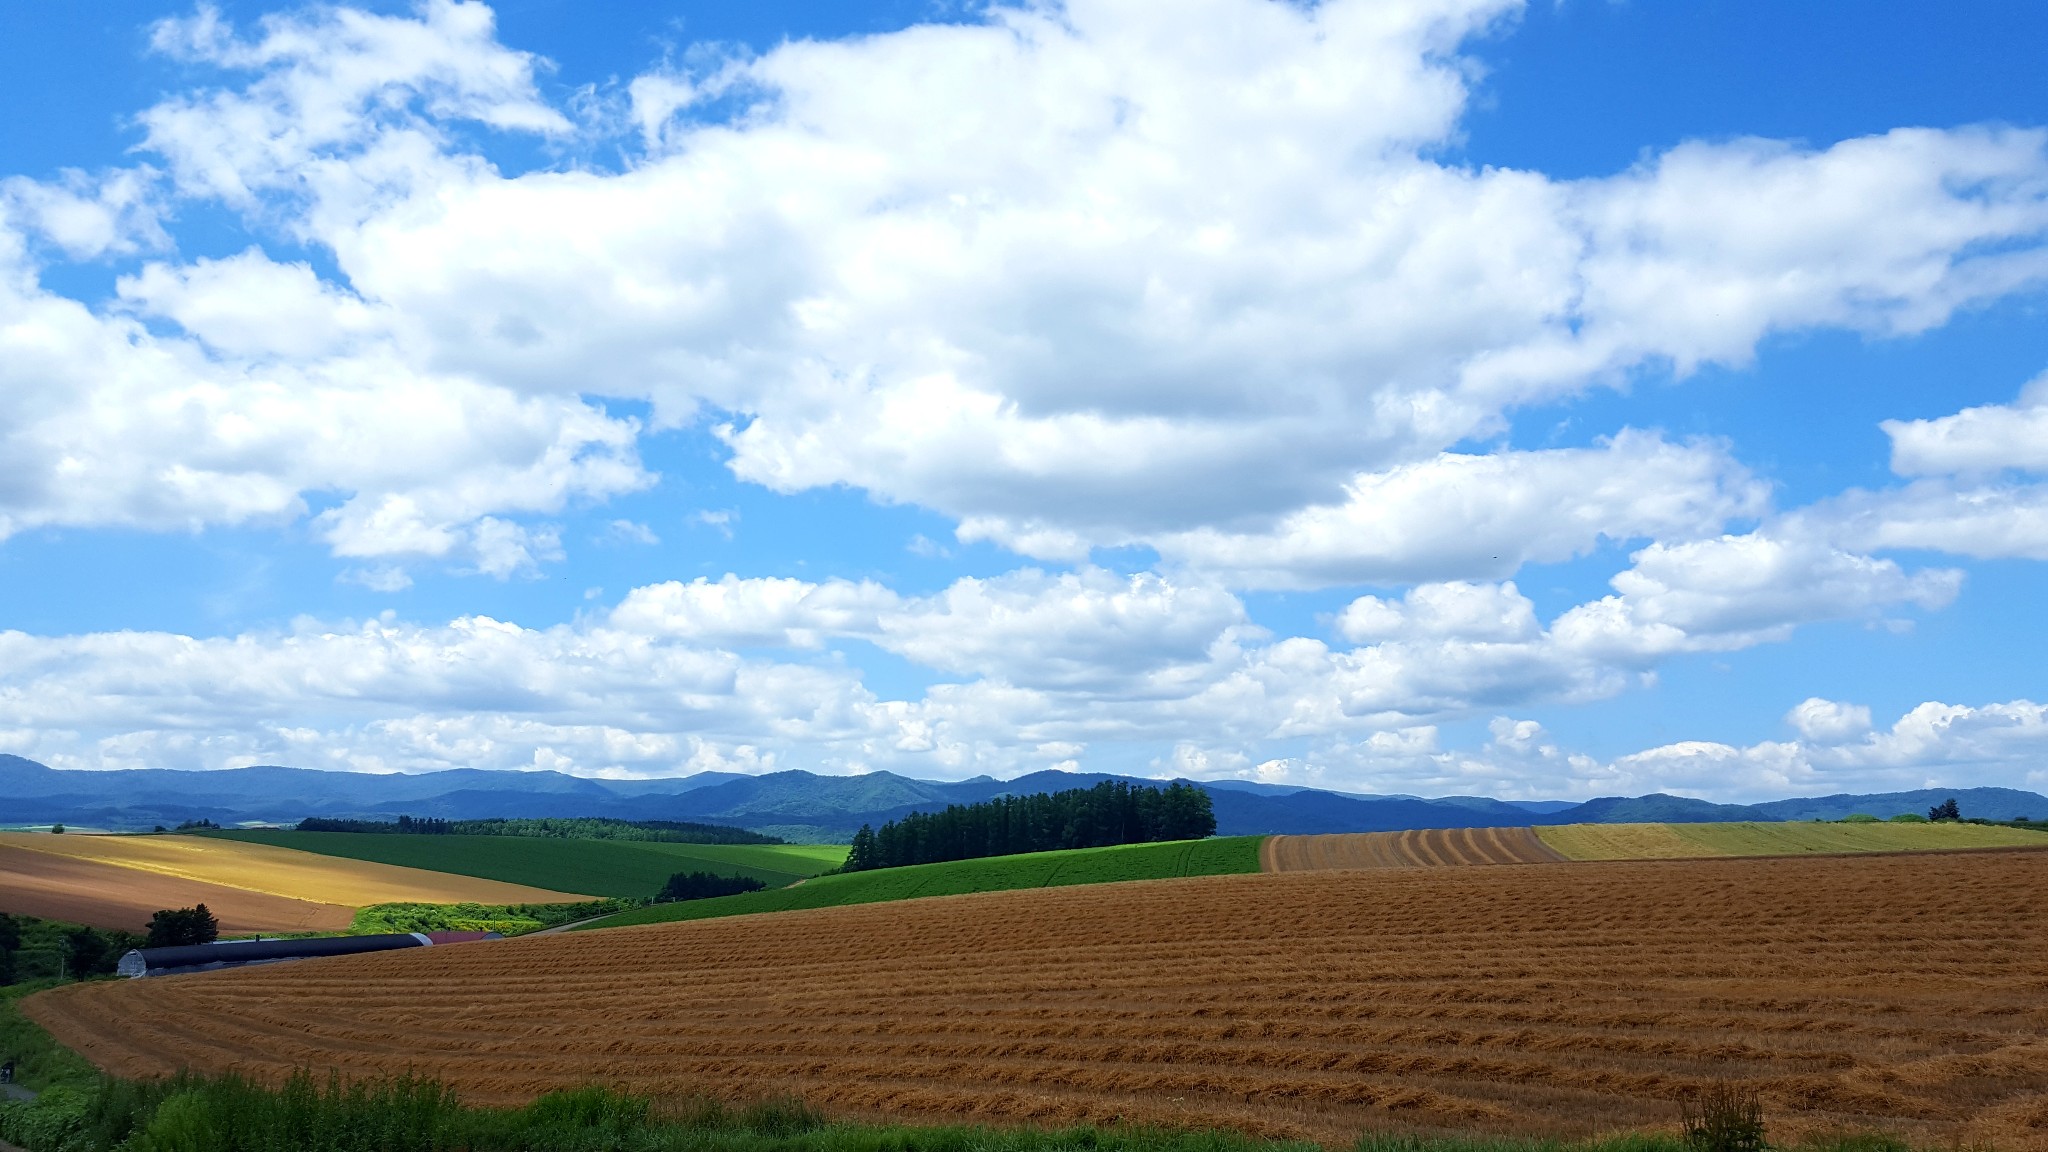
top-left (0, 832), bottom-right (589, 932)
top-left (25, 850), bottom-right (2048, 1149)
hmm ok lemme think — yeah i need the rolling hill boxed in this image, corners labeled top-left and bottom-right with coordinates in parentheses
top-left (204, 830), bottom-right (846, 898)
top-left (580, 836), bottom-right (1264, 930)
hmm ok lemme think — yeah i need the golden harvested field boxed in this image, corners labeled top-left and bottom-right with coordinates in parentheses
top-left (0, 832), bottom-right (588, 908)
top-left (29, 850), bottom-right (2048, 1149)
top-left (1536, 820), bottom-right (2048, 861)
top-left (1261, 827), bottom-right (1566, 870)
top-left (1532, 823), bottom-right (1706, 861)
top-left (0, 844), bottom-right (352, 933)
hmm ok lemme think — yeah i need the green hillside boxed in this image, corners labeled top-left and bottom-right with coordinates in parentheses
top-left (579, 836), bottom-right (1263, 930)
top-left (207, 830), bottom-right (847, 898)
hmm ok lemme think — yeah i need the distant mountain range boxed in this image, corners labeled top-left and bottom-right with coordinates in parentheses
top-left (3, 754), bottom-right (2043, 842)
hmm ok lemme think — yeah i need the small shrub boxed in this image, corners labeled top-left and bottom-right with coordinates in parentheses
top-left (737, 1094), bottom-right (827, 1136)
top-left (1681, 1082), bottom-right (1766, 1152)
top-left (1840, 814), bottom-right (1879, 823)
top-left (0, 1082), bottom-right (93, 1149)
top-left (1788, 1131), bottom-right (1912, 1152)
top-left (1888, 813), bottom-right (1928, 823)
top-left (522, 1084), bottom-right (652, 1132)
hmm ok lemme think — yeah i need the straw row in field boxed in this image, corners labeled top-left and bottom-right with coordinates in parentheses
top-left (1260, 827), bottom-right (1566, 871)
top-left (28, 849), bottom-right (2048, 1150)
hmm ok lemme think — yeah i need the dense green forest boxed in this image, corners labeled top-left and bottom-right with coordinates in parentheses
top-left (292, 815), bottom-right (781, 845)
top-left (843, 781), bottom-right (1216, 871)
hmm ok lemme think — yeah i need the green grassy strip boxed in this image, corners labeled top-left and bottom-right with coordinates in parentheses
top-left (581, 836), bottom-right (1264, 931)
top-left (2, 981), bottom-right (101, 1094)
top-left (205, 831), bottom-right (845, 898)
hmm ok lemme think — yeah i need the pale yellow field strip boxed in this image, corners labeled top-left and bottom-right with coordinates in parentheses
top-left (1536, 820), bottom-right (2048, 862)
top-left (0, 833), bottom-right (590, 907)
top-left (1533, 823), bottom-right (1703, 860)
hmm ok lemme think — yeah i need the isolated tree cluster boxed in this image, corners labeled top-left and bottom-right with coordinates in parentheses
top-left (843, 781), bottom-right (1217, 872)
top-left (144, 904), bottom-right (219, 949)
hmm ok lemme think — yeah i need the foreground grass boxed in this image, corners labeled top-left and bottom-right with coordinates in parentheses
top-left (0, 1067), bottom-right (1927, 1152)
top-left (1536, 820), bottom-right (2048, 861)
top-left (581, 836), bottom-right (1264, 930)
top-left (207, 831), bottom-right (847, 898)
top-left (0, 981), bottom-right (100, 1095)
top-left (2, 1067), bottom-right (1289, 1152)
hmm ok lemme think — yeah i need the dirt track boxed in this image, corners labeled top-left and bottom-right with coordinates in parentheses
top-left (0, 845), bottom-right (352, 933)
top-left (1261, 827), bottom-right (1568, 870)
top-left (28, 850), bottom-right (2048, 1148)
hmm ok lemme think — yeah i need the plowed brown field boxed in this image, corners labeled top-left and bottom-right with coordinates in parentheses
top-left (1261, 827), bottom-right (1568, 870)
top-left (27, 851), bottom-right (2048, 1149)
top-left (0, 845), bottom-right (352, 933)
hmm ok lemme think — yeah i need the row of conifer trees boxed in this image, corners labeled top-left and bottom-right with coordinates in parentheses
top-left (842, 780), bottom-right (1216, 872)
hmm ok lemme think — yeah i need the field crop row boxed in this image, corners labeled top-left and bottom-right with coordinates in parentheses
top-left (29, 849), bottom-right (2048, 1150)
top-left (208, 831), bottom-right (846, 898)
top-left (584, 836), bottom-right (1262, 929)
top-left (1536, 819), bottom-right (2048, 861)
top-left (1263, 822), bottom-right (2048, 874)
top-left (1262, 827), bottom-right (1565, 871)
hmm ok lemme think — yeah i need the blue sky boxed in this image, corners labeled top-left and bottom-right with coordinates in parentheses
top-left (1, 0), bottom-right (2044, 799)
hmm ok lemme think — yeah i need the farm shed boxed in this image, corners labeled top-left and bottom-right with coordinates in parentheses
top-left (117, 933), bottom-right (437, 978)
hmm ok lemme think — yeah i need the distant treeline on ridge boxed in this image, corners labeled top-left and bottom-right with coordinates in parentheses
top-left (843, 780), bottom-right (1216, 871)
top-left (293, 814), bottom-right (783, 845)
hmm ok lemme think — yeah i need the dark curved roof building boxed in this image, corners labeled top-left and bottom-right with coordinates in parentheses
top-left (116, 933), bottom-right (453, 978)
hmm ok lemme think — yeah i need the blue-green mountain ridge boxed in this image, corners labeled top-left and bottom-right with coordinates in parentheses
top-left (3, 755), bottom-right (2040, 842)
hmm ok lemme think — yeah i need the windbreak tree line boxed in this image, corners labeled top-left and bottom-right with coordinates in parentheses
top-left (293, 815), bottom-right (782, 845)
top-left (655, 871), bottom-right (767, 902)
top-left (843, 781), bottom-right (1216, 872)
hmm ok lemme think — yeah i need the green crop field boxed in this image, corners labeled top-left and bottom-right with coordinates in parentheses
top-left (1537, 819), bottom-right (2048, 861)
top-left (206, 831), bottom-right (847, 899)
top-left (580, 836), bottom-right (1264, 930)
